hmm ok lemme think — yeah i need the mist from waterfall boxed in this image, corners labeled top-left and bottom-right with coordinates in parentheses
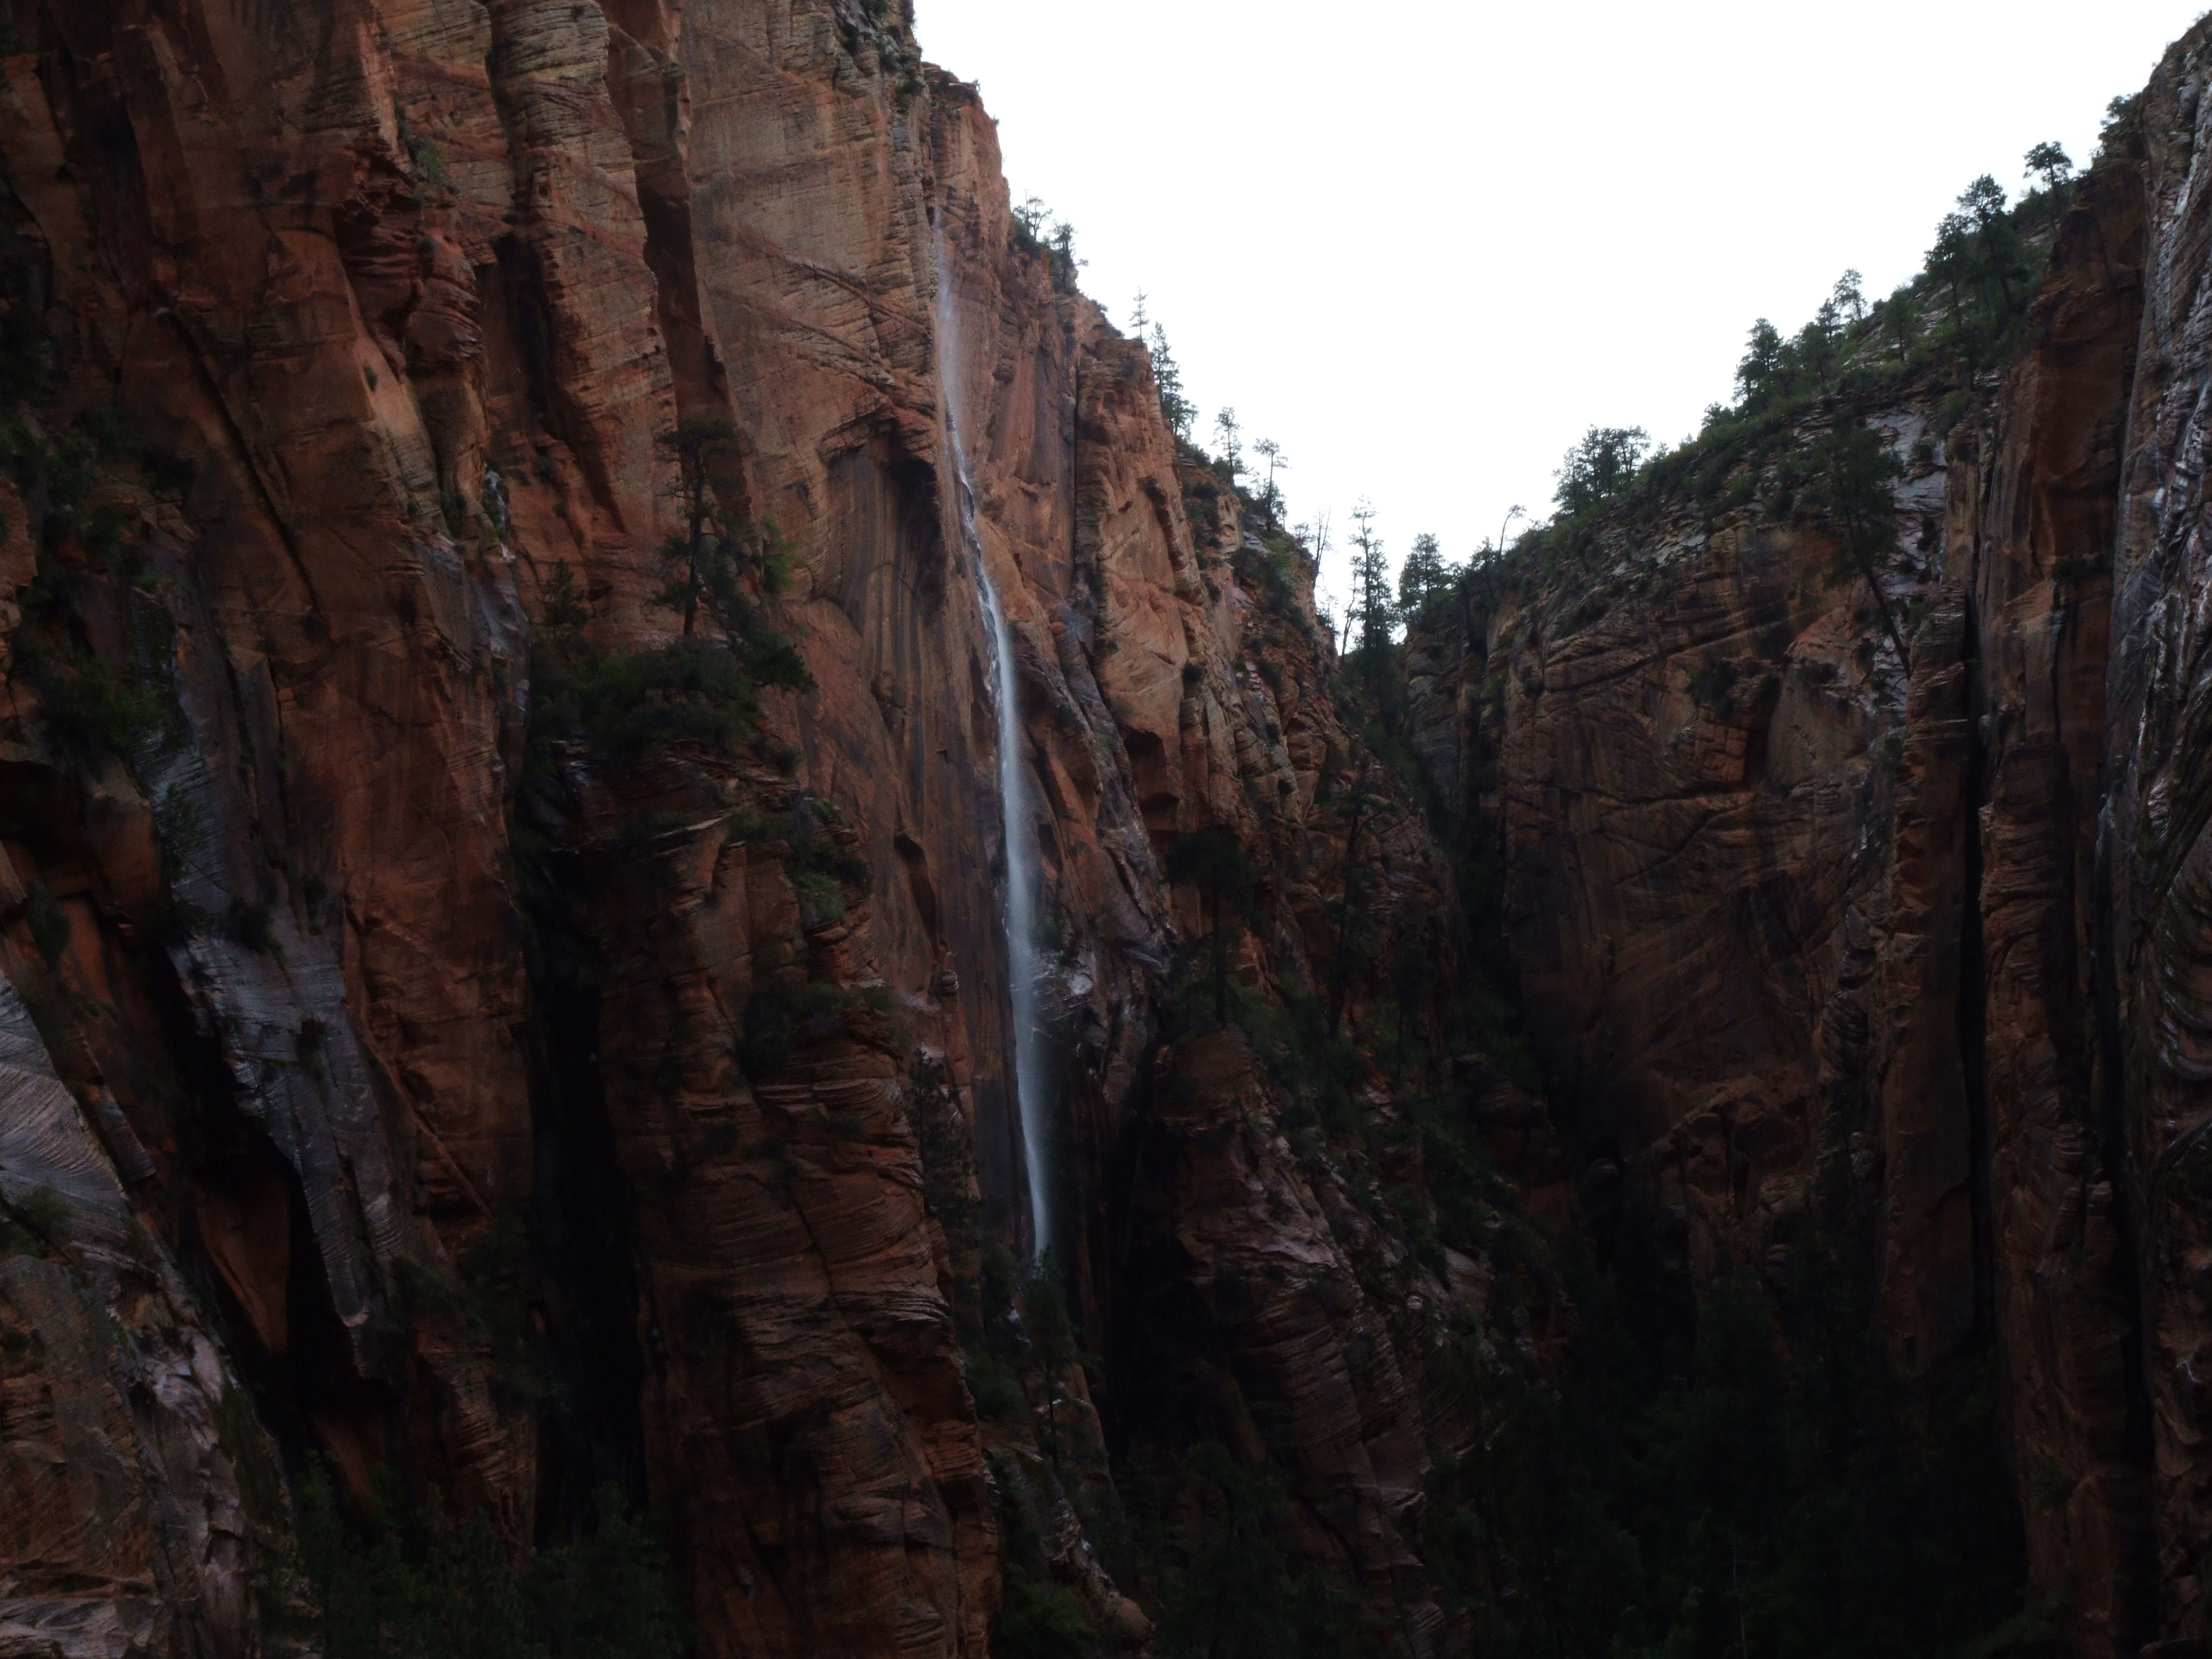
top-left (933, 224), bottom-right (1054, 1260)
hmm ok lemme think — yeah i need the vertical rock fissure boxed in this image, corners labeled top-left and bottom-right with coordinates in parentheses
top-left (521, 854), bottom-right (650, 1545)
top-left (1957, 591), bottom-right (1997, 1344)
top-left (2092, 672), bottom-right (2163, 1648)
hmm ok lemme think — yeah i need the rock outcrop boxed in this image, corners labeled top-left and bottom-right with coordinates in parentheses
top-left (0, 3), bottom-right (1521, 1656)
top-left (1400, 23), bottom-right (2212, 1654)
top-left (7, 3), bottom-right (2212, 1657)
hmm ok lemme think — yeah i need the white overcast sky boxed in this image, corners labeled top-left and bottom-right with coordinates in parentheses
top-left (912, 0), bottom-right (2206, 615)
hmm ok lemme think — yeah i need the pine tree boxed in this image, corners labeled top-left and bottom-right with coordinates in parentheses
top-left (2024, 141), bottom-right (2076, 228)
top-left (1213, 408), bottom-right (1242, 479)
top-left (1803, 298), bottom-right (1843, 391)
top-left (1553, 428), bottom-right (1649, 517)
top-left (1166, 827), bottom-right (1256, 1026)
top-left (2024, 140), bottom-right (2073, 195)
top-left (1811, 423), bottom-right (1909, 669)
top-left (1736, 320), bottom-right (1785, 408)
top-left (1396, 532), bottom-right (1454, 616)
top-left (1349, 500), bottom-right (1392, 655)
top-left (1831, 269), bottom-right (1866, 326)
top-left (1148, 323), bottom-right (1194, 442)
top-left (656, 417), bottom-right (754, 637)
top-left (1956, 175), bottom-right (2022, 314)
top-left (1929, 213), bottom-right (1974, 327)
top-left (1883, 293), bottom-right (1919, 365)
top-left (1252, 438), bottom-right (1287, 524)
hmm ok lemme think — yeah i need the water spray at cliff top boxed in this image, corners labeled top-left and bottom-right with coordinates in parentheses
top-left (933, 223), bottom-right (1055, 1260)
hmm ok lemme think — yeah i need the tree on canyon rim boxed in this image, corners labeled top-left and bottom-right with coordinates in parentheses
top-left (1736, 320), bottom-right (1786, 409)
top-left (1957, 173), bottom-right (2024, 313)
top-left (1213, 407), bottom-right (1243, 479)
top-left (1252, 437), bottom-right (1287, 524)
top-left (1552, 425), bottom-right (1651, 517)
top-left (1396, 532), bottom-right (1456, 619)
top-left (1148, 322), bottom-right (1195, 442)
top-left (1347, 500), bottom-right (1400, 710)
top-left (1809, 422), bottom-right (1910, 669)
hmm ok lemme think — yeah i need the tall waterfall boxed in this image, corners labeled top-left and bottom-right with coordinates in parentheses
top-left (934, 228), bottom-right (1053, 1259)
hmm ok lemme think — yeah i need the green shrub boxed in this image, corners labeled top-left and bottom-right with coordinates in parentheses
top-left (1426, 1221), bottom-right (2027, 1659)
top-left (994, 1563), bottom-right (1096, 1659)
top-left (21, 878), bottom-right (70, 966)
top-left (0, 1180), bottom-right (70, 1258)
top-left (963, 1346), bottom-right (1028, 1422)
top-left (910, 1058), bottom-right (980, 1247)
top-left (15, 635), bottom-right (167, 768)
top-left (292, 1461), bottom-right (685, 1659)
top-left (1155, 1442), bottom-right (1357, 1659)
top-left (791, 870), bottom-right (845, 926)
top-left (524, 558), bottom-right (810, 783)
top-left (781, 824), bottom-right (871, 894)
top-left (580, 639), bottom-right (769, 764)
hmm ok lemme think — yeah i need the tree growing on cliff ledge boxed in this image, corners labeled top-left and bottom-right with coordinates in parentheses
top-left (656, 416), bottom-right (752, 637)
top-left (1166, 826), bottom-right (1257, 1027)
top-left (1148, 323), bottom-right (1195, 442)
top-left (1810, 424), bottom-right (1910, 670)
top-left (1213, 407), bottom-right (1243, 479)
top-left (2025, 140), bottom-right (2074, 197)
top-left (1553, 426), bottom-right (1650, 517)
top-left (1252, 438), bottom-right (1287, 524)
top-left (1157, 1441), bottom-right (1353, 1659)
top-left (1397, 532), bottom-right (1456, 618)
top-left (1736, 320), bottom-right (1785, 409)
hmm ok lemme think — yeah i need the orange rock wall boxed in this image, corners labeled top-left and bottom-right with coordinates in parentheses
top-left (0, 3), bottom-right (1507, 1656)
top-left (11, 3), bottom-right (2212, 1657)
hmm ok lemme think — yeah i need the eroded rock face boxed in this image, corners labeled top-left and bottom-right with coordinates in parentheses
top-left (0, 3), bottom-right (1514, 1656)
top-left (1400, 23), bottom-right (2212, 1653)
top-left (0, 972), bottom-right (276, 1659)
top-left (9, 2), bottom-right (2212, 1656)
top-left (2106, 30), bottom-right (2212, 1636)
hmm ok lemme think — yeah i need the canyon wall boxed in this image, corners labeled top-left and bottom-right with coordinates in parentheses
top-left (0, 3), bottom-right (1528, 1656)
top-left (8, 2), bottom-right (2212, 1656)
top-left (1401, 22), bottom-right (2212, 1654)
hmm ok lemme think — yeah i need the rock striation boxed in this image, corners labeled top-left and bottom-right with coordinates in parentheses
top-left (1400, 23), bottom-right (2212, 1653)
top-left (0, 3), bottom-right (1521, 1655)
top-left (4, 3), bottom-right (2212, 1658)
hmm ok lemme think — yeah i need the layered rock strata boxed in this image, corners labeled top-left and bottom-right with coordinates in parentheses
top-left (10, 3), bottom-right (2212, 1657)
top-left (1402, 25), bottom-right (2212, 1652)
top-left (0, 3), bottom-right (1523, 1656)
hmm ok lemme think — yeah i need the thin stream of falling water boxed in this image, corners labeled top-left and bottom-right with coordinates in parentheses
top-left (934, 224), bottom-right (1053, 1258)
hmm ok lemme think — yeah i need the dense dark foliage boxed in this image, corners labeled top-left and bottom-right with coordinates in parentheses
top-left (1424, 1217), bottom-right (2031, 1658)
top-left (292, 1464), bottom-right (686, 1659)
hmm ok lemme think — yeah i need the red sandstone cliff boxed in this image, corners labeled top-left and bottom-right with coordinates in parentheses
top-left (0, 3), bottom-right (1521, 1656)
top-left (7, 3), bottom-right (2212, 1658)
top-left (1400, 23), bottom-right (2212, 1653)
